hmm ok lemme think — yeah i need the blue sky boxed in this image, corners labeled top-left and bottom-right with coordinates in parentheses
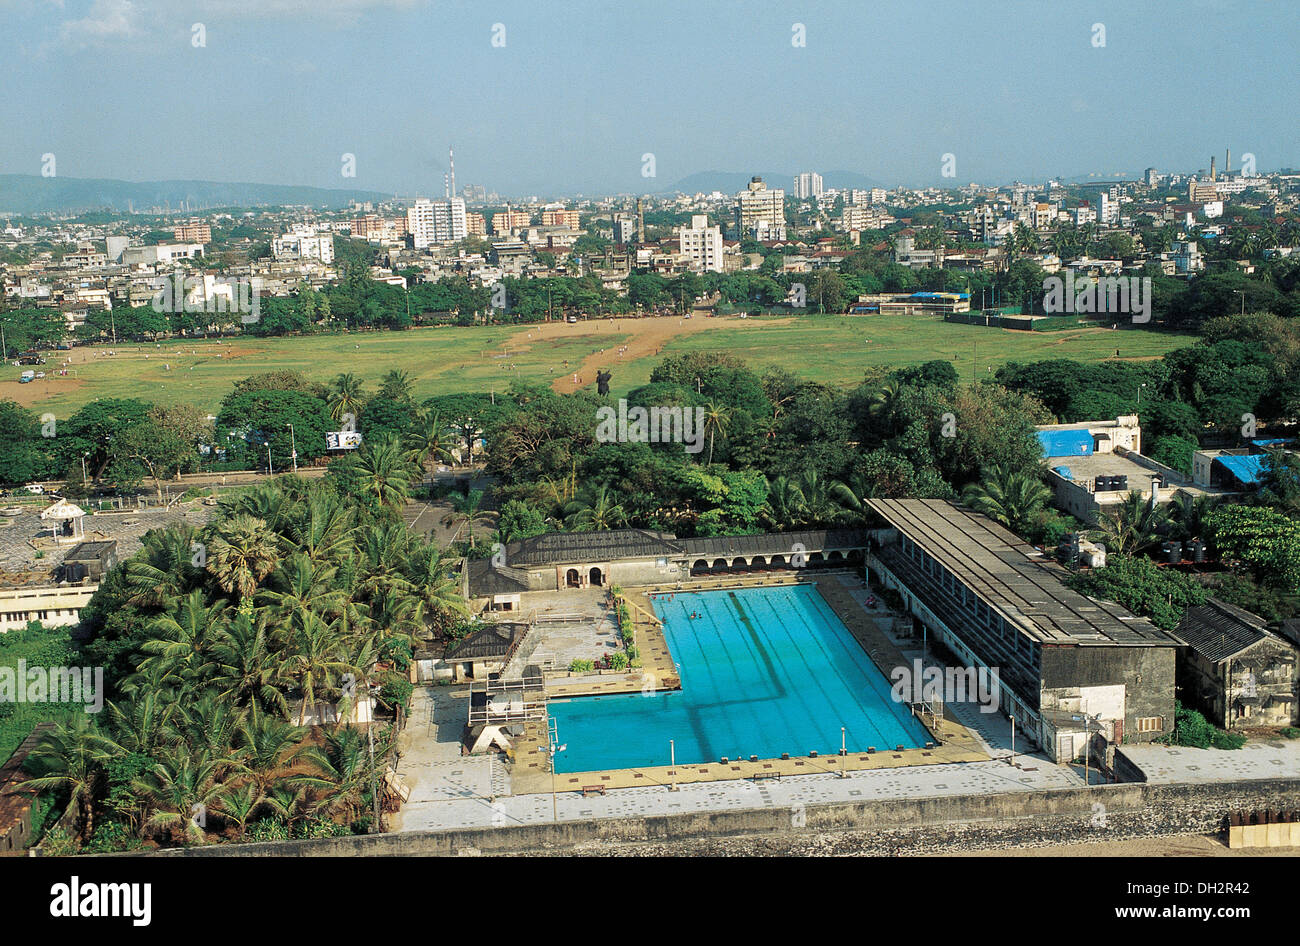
top-left (2, 0), bottom-right (1297, 197)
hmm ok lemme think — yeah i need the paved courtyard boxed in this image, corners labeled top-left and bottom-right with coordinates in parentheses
top-left (0, 502), bottom-right (215, 574)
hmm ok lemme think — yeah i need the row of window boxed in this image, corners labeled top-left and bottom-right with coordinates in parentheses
top-left (902, 536), bottom-right (1020, 650)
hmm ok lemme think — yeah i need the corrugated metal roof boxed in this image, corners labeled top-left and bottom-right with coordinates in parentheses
top-left (683, 528), bottom-right (868, 559)
top-left (1174, 598), bottom-right (1275, 663)
top-left (507, 529), bottom-right (684, 565)
top-left (867, 498), bottom-right (1178, 648)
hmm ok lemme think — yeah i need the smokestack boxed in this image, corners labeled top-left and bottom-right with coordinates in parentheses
top-left (1210, 156), bottom-right (1216, 182)
top-left (635, 197), bottom-right (645, 243)
top-left (1226, 148), bottom-right (1231, 176)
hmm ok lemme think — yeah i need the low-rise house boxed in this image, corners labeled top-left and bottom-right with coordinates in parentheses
top-left (1174, 598), bottom-right (1299, 729)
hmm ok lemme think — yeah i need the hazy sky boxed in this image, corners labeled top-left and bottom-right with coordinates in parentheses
top-left (2, 0), bottom-right (1297, 197)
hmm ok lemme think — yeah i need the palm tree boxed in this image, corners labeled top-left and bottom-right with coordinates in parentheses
top-left (328, 373), bottom-right (365, 424)
top-left (960, 464), bottom-right (1051, 537)
top-left (285, 493), bottom-right (356, 564)
top-left (1168, 493), bottom-right (1219, 541)
top-left (442, 489), bottom-right (493, 547)
top-left (25, 716), bottom-right (108, 843)
top-left (402, 411), bottom-right (456, 480)
top-left (133, 747), bottom-right (228, 845)
top-left (563, 485), bottom-right (627, 531)
top-left (377, 368), bottom-right (414, 403)
top-left (795, 470), bottom-right (840, 525)
top-left (1094, 491), bottom-right (1168, 555)
top-left (354, 436), bottom-right (413, 510)
top-left (831, 472), bottom-right (875, 524)
top-left (212, 781), bottom-right (262, 841)
top-left (765, 474), bottom-right (808, 529)
top-left (208, 609), bottom-right (288, 716)
top-left (131, 591), bottom-right (224, 690)
top-left (121, 522), bottom-right (201, 611)
top-left (206, 514), bottom-right (280, 601)
top-left (296, 726), bottom-right (386, 827)
top-left (700, 401), bottom-right (731, 465)
top-left (283, 612), bottom-right (353, 726)
top-left (405, 544), bottom-right (469, 628)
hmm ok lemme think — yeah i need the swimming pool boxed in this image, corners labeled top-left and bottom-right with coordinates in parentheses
top-left (547, 584), bottom-right (932, 774)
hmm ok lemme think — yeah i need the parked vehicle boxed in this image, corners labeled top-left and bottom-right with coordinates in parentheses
top-left (23, 484), bottom-right (44, 494)
top-left (19, 370), bottom-right (35, 383)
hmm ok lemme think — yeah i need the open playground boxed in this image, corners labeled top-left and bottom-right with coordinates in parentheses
top-left (6, 313), bottom-right (1193, 416)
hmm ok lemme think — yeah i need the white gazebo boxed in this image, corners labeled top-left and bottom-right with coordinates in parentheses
top-left (39, 499), bottom-right (86, 545)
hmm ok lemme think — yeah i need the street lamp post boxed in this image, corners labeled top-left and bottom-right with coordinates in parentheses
top-left (1137, 382), bottom-right (1147, 412)
top-left (669, 739), bottom-right (677, 792)
top-left (266, 443), bottom-right (273, 476)
top-left (537, 740), bottom-right (567, 822)
top-left (80, 453), bottom-right (89, 490)
top-left (286, 423), bottom-right (298, 473)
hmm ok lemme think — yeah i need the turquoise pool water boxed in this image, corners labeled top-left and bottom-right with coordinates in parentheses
top-left (548, 584), bottom-right (932, 774)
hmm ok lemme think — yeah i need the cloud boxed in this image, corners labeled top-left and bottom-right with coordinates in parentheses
top-left (47, 0), bottom-right (425, 50)
top-left (58, 0), bottom-right (141, 48)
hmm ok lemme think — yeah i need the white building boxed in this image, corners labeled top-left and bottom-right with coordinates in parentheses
top-left (735, 177), bottom-right (786, 241)
top-left (677, 215), bottom-right (724, 273)
top-left (407, 198), bottom-right (468, 248)
top-left (121, 243), bottom-right (205, 266)
top-left (272, 227), bottom-right (334, 263)
top-left (793, 171), bottom-right (824, 199)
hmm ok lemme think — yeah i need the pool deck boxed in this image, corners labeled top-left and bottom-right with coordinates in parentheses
top-left (510, 571), bottom-right (988, 795)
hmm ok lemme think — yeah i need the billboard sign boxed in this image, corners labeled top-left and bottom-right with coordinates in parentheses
top-left (325, 431), bottom-right (363, 450)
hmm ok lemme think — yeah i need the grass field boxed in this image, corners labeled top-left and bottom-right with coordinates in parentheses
top-left (6, 314), bottom-right (1195, 417)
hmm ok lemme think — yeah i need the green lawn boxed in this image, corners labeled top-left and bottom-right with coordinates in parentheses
top-left (12, 326), bottom-right (613, 416)
top-left (605, 315), bottom-right (1194, 394)
top-left (10, 315), bottom-right (1194, 416)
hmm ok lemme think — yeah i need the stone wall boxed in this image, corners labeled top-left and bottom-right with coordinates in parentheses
top-left (144, 776), bottom-right (1300, 858)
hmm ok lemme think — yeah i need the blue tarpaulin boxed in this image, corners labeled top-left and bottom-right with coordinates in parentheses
top-left (1037, 430), bottom-right (1093, 458)
top-left (1215, 454), bottom-right (1266, 487)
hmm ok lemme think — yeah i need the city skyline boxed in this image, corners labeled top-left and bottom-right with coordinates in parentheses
top-left (2, 0), bottom-right (1297, 196)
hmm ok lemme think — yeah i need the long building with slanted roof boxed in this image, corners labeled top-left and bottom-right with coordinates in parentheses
top-left (865, 498), bottom-right (1180, 762)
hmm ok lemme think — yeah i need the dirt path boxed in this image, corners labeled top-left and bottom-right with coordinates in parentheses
top-left (543, 315), bottom-right (788, 394)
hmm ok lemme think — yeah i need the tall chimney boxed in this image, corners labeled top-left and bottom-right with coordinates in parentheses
top-left (1210, 156), bottom-right (1217, 182)
top-left (1226, 148), bottom-right (1231, 176)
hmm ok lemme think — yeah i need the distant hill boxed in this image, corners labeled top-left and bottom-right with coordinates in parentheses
top-left (0, 175), bottom-right (393, 215)
top-left (668, 169), bottom-right (888, 195)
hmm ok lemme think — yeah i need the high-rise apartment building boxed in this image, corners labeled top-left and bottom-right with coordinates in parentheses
top-left (677, 215), bottom-right (724, 273)
top-left (407, 198), bottom-right (468, 248)
top-left (735, 177), bottom-right (786, 241)
top-left (465, 212), bottom-right (487, 237)
top-left (793, 171), bottom-right (824, 199)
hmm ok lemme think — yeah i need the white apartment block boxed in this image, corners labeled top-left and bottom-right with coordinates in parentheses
top-left (121, 243), bottom-right (205, 266)
top-left (840, 205), bottom-right (896, 232)
top-left (793, 171), bottom-right (824, 199)
top-left (407, 198), bottom-right (468, 248)
top-left (677, 214), bottom-right (724, 272)
top-left (272, 227), bottom-right (335, 263)
top-left (735, 177), bottom-right (786, 241)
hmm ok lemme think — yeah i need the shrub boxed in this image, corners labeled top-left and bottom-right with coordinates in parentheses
top-left (568, 658), bottom-right (594, 673)
top-left (246, 818), bottom-right (290, 843)
top-left (380, 674), bottom-right (414, 712)
top-left (608, 652), bottom-right (628, 671)
top-left (1165, 703), bottom-right (1245, 750)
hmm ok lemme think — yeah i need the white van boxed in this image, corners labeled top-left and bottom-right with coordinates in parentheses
top-left (19, 370), bottom-right (35, 383)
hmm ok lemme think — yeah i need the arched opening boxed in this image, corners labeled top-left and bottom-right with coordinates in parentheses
top-left (752, 555), bottom-right (767, 568)
top-left (712, 558), bottom-right (728, 571)
top-left (770, 554), bottom-right (787, 567)
top-left (731, 557), bottom-right (747, 569)
top-left (810, 552), bottom-right (826, 567)
top-left (847, 549), bottom-right (864, 563)
top-left (565, 568), bottom-right (581, 588)
top-left (588, 566), bottom-right (603, 587)
top-left (829, 550), bottom-right (844, 562)
top-left (693, 559), bottom-right (709, 574)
